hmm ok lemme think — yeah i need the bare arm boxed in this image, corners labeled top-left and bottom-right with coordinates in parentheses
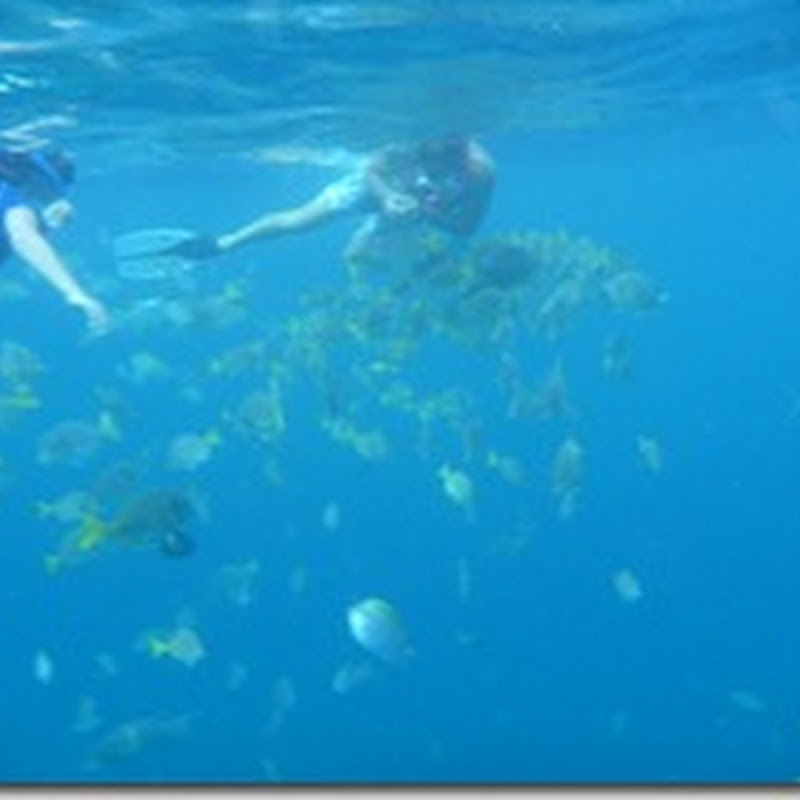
top-left (5, 205), bottom-right (109, 333)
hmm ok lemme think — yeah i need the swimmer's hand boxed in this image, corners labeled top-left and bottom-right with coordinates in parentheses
top-left (67, 292), bottom-right (111, 336)
top-left (166, 234), bottom-right (222, 261)
top-left (42, 199), bottom-right (74, 231)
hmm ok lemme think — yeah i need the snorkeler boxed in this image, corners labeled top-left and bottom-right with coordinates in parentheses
top-left (162, 136), bottom-right (495, 265)
top-left (0, 145), bottom-right (109, 334)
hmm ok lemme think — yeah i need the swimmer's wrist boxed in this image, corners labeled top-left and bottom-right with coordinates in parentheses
top-left (216, 235), bottom-right (236, 252)
top-left (64, 288), bottom-right (90, 306)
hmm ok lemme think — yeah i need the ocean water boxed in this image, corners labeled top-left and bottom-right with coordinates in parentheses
top-left (1, 0), bottom-right (800, 785)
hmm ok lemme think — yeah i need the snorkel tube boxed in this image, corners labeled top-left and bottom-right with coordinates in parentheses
top-left (23, 147), bottom-right (75, 199)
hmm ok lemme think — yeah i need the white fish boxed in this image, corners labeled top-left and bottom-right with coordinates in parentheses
top-left (637, 435), bottom-right (663, 474)
top-left (147, 626), bottom-right (207, 668)
top-left (73, 695), bottom-right (102, 733)
top-left (331, 660), bottom-right (374, 694)
top-left (346, 597), bottom-right (413, 665)
top-left (612, 568), bottom-right (643, 604)
top-left (33, 649), bottom-right (54, 685)
top-left (729, 689), bottom-right (766, 714)
top-left (321, 502), bottom-right (341, 531)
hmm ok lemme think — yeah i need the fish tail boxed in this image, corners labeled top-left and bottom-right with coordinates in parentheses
top-left (43, 553), bottom-right (63, 575)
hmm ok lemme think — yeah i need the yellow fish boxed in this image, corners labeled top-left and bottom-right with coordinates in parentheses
top-left (146, 626), bottom-right (206, 668)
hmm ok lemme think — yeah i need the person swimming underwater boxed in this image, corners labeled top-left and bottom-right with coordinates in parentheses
top-left (0, 144), bottom-right (109, 334)
top-left (162, 136), bottom-right (495, 267)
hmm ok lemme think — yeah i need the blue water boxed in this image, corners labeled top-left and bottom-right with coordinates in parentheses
top-left (1, 0), bottom-right (800, 785)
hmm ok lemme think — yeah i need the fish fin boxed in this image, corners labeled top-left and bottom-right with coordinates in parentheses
top-left (97, 411), bottom-right (122, 441)
top-left (75, 514), bottom-right (109, 552)
top-left (147, 637), bottom-right (171, 659)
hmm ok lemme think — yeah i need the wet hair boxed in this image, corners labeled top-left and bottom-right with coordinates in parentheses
top-left (0, 146), bottom-right (75, 195)
top-left (417, 137), bottom-right (469, 177)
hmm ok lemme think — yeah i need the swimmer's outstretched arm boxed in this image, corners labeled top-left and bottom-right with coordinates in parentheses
top-left (5, 205), bottom-right (109, 333)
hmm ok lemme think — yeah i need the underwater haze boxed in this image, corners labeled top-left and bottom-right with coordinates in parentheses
top-left (1, 0), bottom-right (799, 784)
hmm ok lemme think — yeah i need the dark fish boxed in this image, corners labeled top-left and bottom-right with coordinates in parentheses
top-left (159, 527), bottom-right (196, 558)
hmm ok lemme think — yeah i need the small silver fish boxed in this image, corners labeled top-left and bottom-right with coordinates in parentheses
top-left (346, 597), bottom-right (414, 666)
